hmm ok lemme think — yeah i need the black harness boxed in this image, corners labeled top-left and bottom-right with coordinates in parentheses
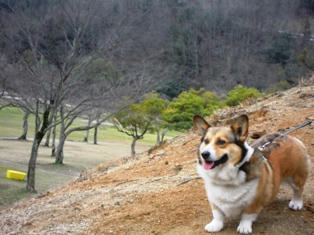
top-left (239, 119), bottom-right (312, 176)
top-left (257, 119), bottom-right (312, 152)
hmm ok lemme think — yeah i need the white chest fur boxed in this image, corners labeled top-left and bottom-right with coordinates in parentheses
top-left (198, 164), bottom-right (259, 217)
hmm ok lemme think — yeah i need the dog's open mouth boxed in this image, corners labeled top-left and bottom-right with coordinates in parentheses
top-left (203, 154), bottom-right (228, 170)
top-left (204, 161), bottom-right (215, 170)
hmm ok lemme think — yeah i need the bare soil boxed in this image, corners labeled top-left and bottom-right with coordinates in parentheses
top-left (0, 84), bottom-right (313, 235)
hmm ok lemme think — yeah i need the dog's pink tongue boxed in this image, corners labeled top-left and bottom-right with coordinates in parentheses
top-left (204, 162), bottom-right (214, 170)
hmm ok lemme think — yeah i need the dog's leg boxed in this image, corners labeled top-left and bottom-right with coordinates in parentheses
top-left (287, 140), bottom-right (309, 210)
top-left (205, 206), bottom-right (224, 233)
top-left (288, 175), bottom-right (306, 210)
top-left (237, 203), bottom-right (263, 234)
top-left (237, 213), bottom-right (258, 234)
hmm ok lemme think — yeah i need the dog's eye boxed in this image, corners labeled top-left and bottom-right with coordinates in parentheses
top-left (204, 138), bottom-right (209, 144)
top-left (217, 139), bottom-right (226, 145)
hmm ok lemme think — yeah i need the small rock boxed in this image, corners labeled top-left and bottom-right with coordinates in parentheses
top-left (171, 165), bottom-right (183, 173)
top-left (299, 92), bottom-right (314, 99)
top-left (156, 151), bottom-right (165, 157)
top-left (251, 131), bottom-right (266, 139)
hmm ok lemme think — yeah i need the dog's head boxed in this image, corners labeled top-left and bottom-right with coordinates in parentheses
top-left (193, 115), bottom-right (249, 171)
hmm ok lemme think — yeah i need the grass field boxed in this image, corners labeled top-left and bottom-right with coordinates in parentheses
top-left (0, 107), bottom-right (182, 209)
top-left (0, 139), bottom-right (147, 209)
top-left (0, 165), bottom-right (32, 206)
top-left (0, 107), bottom-right (181, 144)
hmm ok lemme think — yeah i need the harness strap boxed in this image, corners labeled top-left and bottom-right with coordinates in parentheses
top-left (258, 119), bottom-right (312, 151)
top-left (239, 148), bottom-right (270, 179)
top-left (239, 119), bottom-right (312, 178)
top-left (235, 142), bottom-right (254, 168)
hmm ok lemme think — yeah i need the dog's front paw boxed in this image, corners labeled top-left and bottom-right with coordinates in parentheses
top-left (237, 221), bottom-right (252, 234)
top-left (205, 219), bottom-right (224, 232)
top-left (289, 199), bottom-right (303, 210)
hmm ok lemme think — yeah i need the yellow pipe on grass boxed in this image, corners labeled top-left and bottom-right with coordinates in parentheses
top-left (6, 170), bottom-right (27, 181)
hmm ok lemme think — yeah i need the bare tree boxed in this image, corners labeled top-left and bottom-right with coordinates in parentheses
top-left (83, 113), bottom-right (93, 142)
top-left (53, 61), bottom-right (159, 163)
top-left (17, 108), bottom-right (30, 141)
top-left (43, 111), bottom-right (57, 147)
top-left (93, 114), bottom-right (101, 145)
top-left (51, 114), bottom-right (57, 157)
top-left (0, 0), bottom-right (127, 191)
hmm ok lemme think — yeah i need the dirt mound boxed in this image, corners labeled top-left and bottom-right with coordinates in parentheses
top-left (0, 84), bottom-right (313, 235)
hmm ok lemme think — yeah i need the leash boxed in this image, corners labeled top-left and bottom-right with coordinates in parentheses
top-left (258, 119), bottom-right (313, 151)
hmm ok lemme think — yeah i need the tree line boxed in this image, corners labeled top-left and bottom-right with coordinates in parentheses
top-left (113, 85), bottom-right (261, 156)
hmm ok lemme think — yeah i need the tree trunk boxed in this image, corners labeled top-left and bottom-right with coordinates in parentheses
top-left (131, 137), bottom-right (137, 156)
top-left (27, 137), bottom-right (39, 192)
top-left (93, 126), bottom-right (98, 145)
top-left (18, 109), bottom-right (30, 140)
top-left (55, 133), bottom-right (66, 164)
top-left (83, 115), bottom-right (92, 142)
top-left (55, 122), bottom-right (66, 164)
top-left (44, 109), bottom-right (56, 147)
top-left (44, 128), bottom-right (51, 147)
top-left (27, 101), bottom-right (51, 192)
top-left (156, 130), bottom-right (160, 146)
top-left (51, 115), bottom-right (57, 157)
top-left (44, 129), bottom-right (51, 147)
top-left (161, 129), bottom-right (168, 143)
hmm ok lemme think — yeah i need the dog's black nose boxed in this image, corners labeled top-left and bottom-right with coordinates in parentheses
top-left (201, 151), bottom-right (211, 160)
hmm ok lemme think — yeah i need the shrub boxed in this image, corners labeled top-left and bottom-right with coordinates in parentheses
top-left (225, 85), bottom-right (261, 106)
top-left (163, 88), bottom-right (222, 131)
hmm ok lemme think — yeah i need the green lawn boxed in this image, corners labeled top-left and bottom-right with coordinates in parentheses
top-left (0, 107), bottom-right (36, 138)
top-left (0, 107), bottom-right (182, 145)
top-left (0, 107), bottom-right (182, 209)
top-left (0, 166), bottom-right (33, 207)
top-left (0, 158), bottom-right (78, 208)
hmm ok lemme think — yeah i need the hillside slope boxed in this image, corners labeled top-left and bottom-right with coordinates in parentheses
top-left (0, 84), bottom-right (313, 235)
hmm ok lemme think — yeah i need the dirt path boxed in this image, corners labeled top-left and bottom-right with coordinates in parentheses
top-left (0, 85), bottom-right (313, 234)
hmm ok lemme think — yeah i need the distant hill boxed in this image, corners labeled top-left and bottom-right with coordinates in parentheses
top-left (1, 0), bottom-right (313, 97)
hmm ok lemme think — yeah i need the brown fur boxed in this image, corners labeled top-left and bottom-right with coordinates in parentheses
top-left (245, 135), bottom-right (309, 213)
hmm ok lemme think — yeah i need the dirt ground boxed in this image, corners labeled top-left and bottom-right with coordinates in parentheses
top-left (0, 84), bottom-right (313, 235)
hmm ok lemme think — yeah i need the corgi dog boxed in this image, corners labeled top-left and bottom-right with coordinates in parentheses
top-left (193, 114), bottom-right (310, 234)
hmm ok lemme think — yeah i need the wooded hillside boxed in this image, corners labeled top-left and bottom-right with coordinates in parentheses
top-left (1, 0), bottom-right (314, 97)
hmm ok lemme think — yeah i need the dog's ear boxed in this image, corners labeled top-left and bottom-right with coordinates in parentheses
top-left (193, 115), bottom-right (210, 136)
top-left (230, 114), bottom-right (249, 142)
